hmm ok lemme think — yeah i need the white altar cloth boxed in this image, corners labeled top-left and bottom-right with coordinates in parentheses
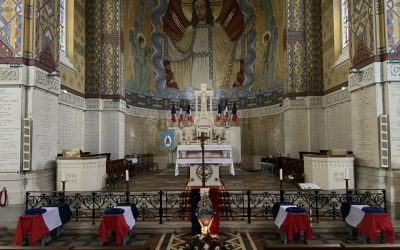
top-left (175, 144), bottom-right (234, 176)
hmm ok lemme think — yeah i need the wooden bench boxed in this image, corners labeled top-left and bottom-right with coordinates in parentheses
top-left (126, 154), bottom-right (158, 175)
top-left (106, 159), bottom-right (125, 177)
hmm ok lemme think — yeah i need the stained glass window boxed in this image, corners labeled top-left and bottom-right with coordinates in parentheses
top-left (341, 0), bottom-right (349, 48)
top-left (59, 0), bottom-right (66, 52)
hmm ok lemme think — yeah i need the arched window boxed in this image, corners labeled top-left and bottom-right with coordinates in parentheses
top-left (59, 0), bottom-right (75, 70)
top-left (341, 0), bottom-right (349, 48)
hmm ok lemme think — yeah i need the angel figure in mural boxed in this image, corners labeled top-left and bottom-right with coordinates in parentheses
top-left (154, 0), bottom-right (255, 91)
top-left (127, 20), bottom-right (151, 91)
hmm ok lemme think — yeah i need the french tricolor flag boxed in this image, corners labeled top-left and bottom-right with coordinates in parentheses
top-left (216, 104), bottom-right (222, 123)
top-left (231, 102), bottom-right (237, 122)
top-left (178, 106), bottom-right (184, 122)
top-left (186, 104), bottom-right (193, 123)
top-left (224, 103), bottom-right (229, 120)
top-left (171, 104), bottom-right (176, 123)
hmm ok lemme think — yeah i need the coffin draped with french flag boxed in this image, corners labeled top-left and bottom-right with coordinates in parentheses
top-left (14, 204), bottom-right (72, 245)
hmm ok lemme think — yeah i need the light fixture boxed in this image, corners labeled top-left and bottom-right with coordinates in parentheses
top-left (62, 89), bottom-right (68, 94)
top-left (341, 86), bottom-right (348, 91)
top-left (47, 71), bottom-right (59, 77)
top-left (349, 68), bottom-right (363, 74)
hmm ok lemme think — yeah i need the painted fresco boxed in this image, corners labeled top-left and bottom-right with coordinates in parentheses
top-left (386, 0), bottom-right (400, 53)
top-left (0, 0), bottom-right (23, 57)
top-left (123, 0), bottom-right (285, 100)
top-left (33, 0), bottom-right (60, 70)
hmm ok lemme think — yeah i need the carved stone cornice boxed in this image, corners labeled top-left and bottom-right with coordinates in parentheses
top-left (126, 106), bottom-right (170, 119)
top-left (85, 98), bottom-right (101, 111)
top-left (349, 62), bottom-right (382, 92)
top-left (322, 89), bottom-right (350, 107)
top-left (238, 105), bottom-right (283, 118)
top-left (102, 99), bottom-right (126, 112)
top-left (0, 68), bottom-right (19, 81)
top-left (59, 91), bottom-right (85, 110)
top-left (282, 97), bottom-right (307, 111)
top-left (33, 70), bottom-right (60, 94)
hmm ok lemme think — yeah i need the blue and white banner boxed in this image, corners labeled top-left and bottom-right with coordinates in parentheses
top-left (161, 129), bottom-right (175, 149)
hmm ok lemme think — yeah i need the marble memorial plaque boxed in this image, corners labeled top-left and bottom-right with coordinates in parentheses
top-left (351, 87), bottom-right (379, 168)
top-left (31, 89), bottom-right (58, 170)
top-left (0, 87), bottom-right (22, 171)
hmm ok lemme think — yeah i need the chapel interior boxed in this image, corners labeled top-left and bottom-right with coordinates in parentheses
top-left (0, 0), bottom-right (400, 249)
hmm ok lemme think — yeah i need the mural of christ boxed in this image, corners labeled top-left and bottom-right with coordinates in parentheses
top-left (153, 0), bottom-right (255, 91)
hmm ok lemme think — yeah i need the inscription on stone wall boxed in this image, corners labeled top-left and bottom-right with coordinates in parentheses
top-left (389, 84), bottom-right (400, 169)
top-left (58, 105), bottom-right (84, 153)
top-left (101, 112), bottom-right (118, 160)
top-left (0, 87), bottom-right (21, 172)
top-left (351, 87), bottom-right (379, 167)
top-left (31, 89), bottom-right (58, 170)
top-left (84, 112), bottom-right (100, 153)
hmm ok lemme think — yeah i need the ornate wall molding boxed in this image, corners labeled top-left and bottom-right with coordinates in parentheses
top-left (383, 62), bottom-right (400, 81)
top-left (34, 71), bottom-right (60, 94)
top-left (323, 89), bottom-right (350, 108)
top-left (349, 62), bottom-right (382, 92)
top-left (85, 98), bottom-right (101, 111)
top-left (237, 105), bottom-right (283, 118)
top-left (58, 91), bottom-right (85, 110)
top-left (306, 96), bottom-right (323, 108)
top-left (126, 106), bottom-right (171, 119)
top-left (0, 68), bottom-right (19, 81)
top-left (282, 97), bottom-right (307, 111)
top-left (102, 99), bottom-right (126, 112)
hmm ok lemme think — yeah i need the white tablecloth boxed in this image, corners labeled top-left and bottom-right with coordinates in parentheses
top-left (116, 206), bottom-right (136, 230)
top-left (345, 205), bottom-right (369, 227)
top-left (274, 205), bottom-right (297, 228)
top-left (42, 207), bottom-right (62, 231)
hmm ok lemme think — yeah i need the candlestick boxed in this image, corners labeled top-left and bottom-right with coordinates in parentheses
top-left (125, 170), bottom-right (129, 181)
top-left (279, 168), bottom-right (283, 180)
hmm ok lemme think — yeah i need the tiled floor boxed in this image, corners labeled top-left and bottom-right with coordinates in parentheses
top-left (2, 228), bottom-right (399, 249)
top-left (2, 168), bottom-right (399, 249)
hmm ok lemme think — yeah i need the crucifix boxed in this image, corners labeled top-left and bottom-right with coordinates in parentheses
top-left (196, 132), bottom-right (209, 187)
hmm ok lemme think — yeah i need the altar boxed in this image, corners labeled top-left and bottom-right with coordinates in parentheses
top-left (175, 144), bottom-right (234, 186)
top-left (172, 84), bottom-right (240, 187)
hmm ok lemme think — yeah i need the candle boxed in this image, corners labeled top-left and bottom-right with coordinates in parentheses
top-left (125, 170), bottom-right (129, 181)
top-left (345, 168), bottom-right (349, 179)
top-left (279, 169), bottom-right (283, 180)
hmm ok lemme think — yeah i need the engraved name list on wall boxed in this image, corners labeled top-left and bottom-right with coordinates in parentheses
top-left (0, 87), bottom-right (22, 172)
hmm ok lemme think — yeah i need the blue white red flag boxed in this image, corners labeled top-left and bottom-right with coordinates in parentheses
top-left (224, 103), bottom-right (229, 120)
top-left (216, 104), bottom-right (222, 122)
top-left (171, 104), bottom-right (176, 123)
top-left (232, 102), bottom-right (237, 122)
top-left (186, 104), bottom-right (193, 122)
top-left (178, 106), bottom-right (184, 122)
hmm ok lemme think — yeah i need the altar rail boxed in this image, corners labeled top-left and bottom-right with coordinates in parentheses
top-left (25, 189), bottom-right (386, 224)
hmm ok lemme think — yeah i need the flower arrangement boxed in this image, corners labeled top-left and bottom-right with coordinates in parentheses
top-left (178, 233), bottom-right (233, 250)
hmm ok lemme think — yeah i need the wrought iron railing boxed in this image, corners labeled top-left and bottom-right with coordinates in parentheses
top-left (25, 188), bottom-right (386, 224)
